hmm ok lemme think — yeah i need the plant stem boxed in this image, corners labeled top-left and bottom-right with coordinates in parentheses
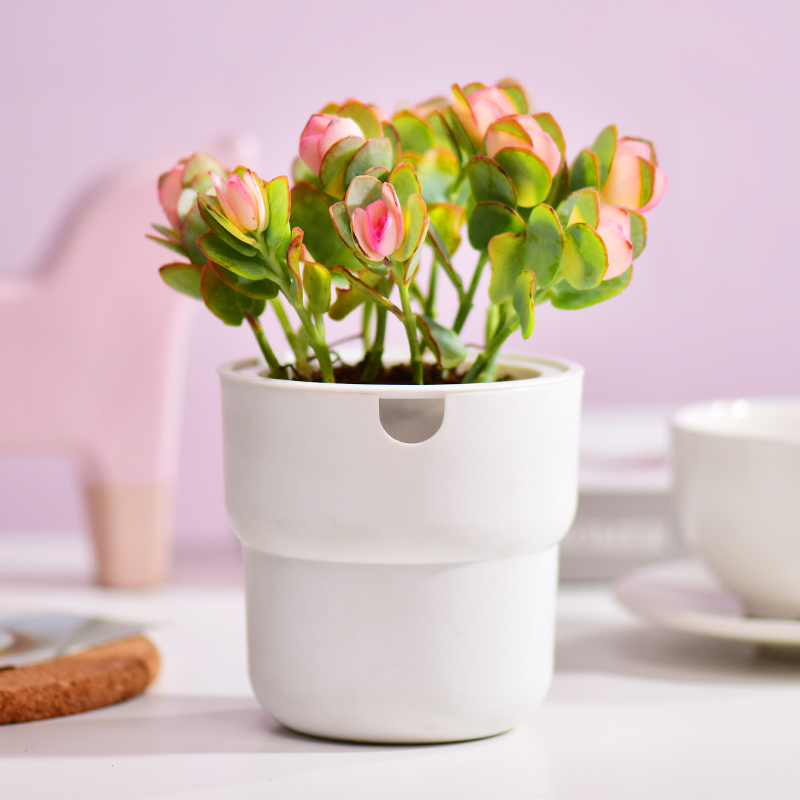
top-left (294, 303), bottom-right (335, 382)
top-left (270, 297), bottom-right (306, 367)
top-left (453, 252), bottom-right (488, 334)
top-left (425, 255), bottom-right (439, 317)
top-left (397, 281), bottom-right (424, 385)
top-left (245, 312), bottom-right (284, 376)
top-left (362, 301), bottom-right (374, 353)
top-left (461, 317), bottom-right (520, 383)
top-left (361, 305), bottom-right (386, 383)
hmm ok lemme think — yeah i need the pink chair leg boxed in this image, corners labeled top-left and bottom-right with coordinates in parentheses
top-left (84, 482), bottom-right (172, 587)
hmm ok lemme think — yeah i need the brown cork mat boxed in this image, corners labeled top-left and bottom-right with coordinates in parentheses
top-left (0, 635), bottom-right (159, 724)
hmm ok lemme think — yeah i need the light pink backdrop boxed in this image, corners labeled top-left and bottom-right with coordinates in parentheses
top-left (2, 0), bottom-right (799, 542)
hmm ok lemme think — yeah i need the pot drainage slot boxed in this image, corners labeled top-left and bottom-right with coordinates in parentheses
top-left (379, 397), bottom-right (445, 444)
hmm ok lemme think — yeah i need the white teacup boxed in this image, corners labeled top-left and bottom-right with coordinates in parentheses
top-left (672, 399), bottom-right (800, 619)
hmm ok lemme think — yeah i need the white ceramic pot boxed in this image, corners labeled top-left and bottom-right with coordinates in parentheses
top-left (673, 398), bottom-right (800, 619)
top-left (220, 353), bottom-right (583, 743)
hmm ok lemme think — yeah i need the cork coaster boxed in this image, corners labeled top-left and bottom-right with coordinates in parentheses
top-left (0, 635), bottom-right (159, 724)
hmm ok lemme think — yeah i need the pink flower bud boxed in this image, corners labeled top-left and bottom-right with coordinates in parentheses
top-left (452, 85), bottom-right (517, 145)
top-left (602, 138), bottom-right (666, 212)
top-left (299, 114), bottom-right (364, 176)
top-left (485, 115), bottom-right (562, 176)
top-left (157, 164), bottom-right (186, 231)
top-left (597, 205), bottom-right (633, 279)
top-left (351, 183), bottom-right (405, 261)
top-left (210, 170), bottom-right (268, 233)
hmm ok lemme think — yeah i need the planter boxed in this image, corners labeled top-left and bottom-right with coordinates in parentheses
top-left (220, 353), bottom-right (583, 743)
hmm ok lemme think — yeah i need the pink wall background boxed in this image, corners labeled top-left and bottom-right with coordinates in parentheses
top-left (2, 0), bottom-right (799, 543)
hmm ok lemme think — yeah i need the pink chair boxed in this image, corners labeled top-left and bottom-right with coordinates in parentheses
top-left (0, 158), bottom-right (197, 587)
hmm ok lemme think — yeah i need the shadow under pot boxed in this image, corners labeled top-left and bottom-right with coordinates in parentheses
top-left (219, 353), bottom-right (583, 744)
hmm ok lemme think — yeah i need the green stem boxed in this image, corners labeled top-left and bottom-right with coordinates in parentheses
top-left (314, 311), bottom-right (326, 338)
top-left (453, 252), bottom-right (488, 334)
top-left (294, 303), bottom-right (335, 382)
top-left (397, 281), bottom-right (424, 385)
top-left (270, 297), bottom-right (306, 367)
top-left (245, 312), bottom-right (283, 376)
top-left (361, 305), bottom-right (386, 383)
top-left (461, 317), bottom-right (519, 384)
top-left (425, 255), bottom-right (439, 317)
top-left (362, 301), bottom-right (374, 353)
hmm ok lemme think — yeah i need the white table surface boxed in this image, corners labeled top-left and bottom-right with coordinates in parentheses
top-left (2, 535), bottom-right (800, 799)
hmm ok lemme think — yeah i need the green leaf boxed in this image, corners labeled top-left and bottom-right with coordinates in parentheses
top-left (303, 261), bottom-right (331, 313)
top-left (146, 234), bottom-right (186, 258)
top-left (430, 109), bottom-right (461, 157)
top-left (428, 202), bottom-right (464, 258)
top-left (629, 209), bottom-right (647, 259)
top-left (488, 232), bottom-right (526, 304)
top-left (392, 111), bottom-right (436, 155)
top-left (416, 146), bottom-right (459, 204)
top-left (560, 223), bottom-right (608, 289)
top-left (397, 193), bottom-right (427, 262)
top-left (151, 223), bottom-right (179, 240)
top-left (328, 287), bottom-right (364, 320)
top-left (292, 156), bottom-right (320, 186)
top-left (381, 121), bottom-right (401, 168)
top-left (467, 201), bottom-right (526, 251)
top-left (319, 135), bottom-right (365, 199)
top-left (285, 230), bottom-right (304, 303)
top-left (524, 204), bottom-right (563, 290)
top-left (389, 162), bottom-right (422, 207)
top-left (513, 270), bottom-right (536, 339)
top-left (345, 174), bottom-right (384, 217)
top-left (344, 137), bottom-right (394, 187)
top-left (266, 176), bottom-right (291, 248)
top-left (567, 188), bottom-right (601, 228)
top-left (291, 182), bottom-right (361, 272)
top-left (639, 157), bottom-right (656, 207)
top-left (533, 112), bottom-right (566, 158)
top-left (180, 204), bottom-right (211, 266)
top-left (590, 125), bottom-right (617, 186)
top-left (493, 148), bottom-right (552, 208)
top-left (468, 156), bottom-right (517, 206)
top-left (197, 232), bottom-right (269, 280)
top-left (214, 265), bottom-right (280, 299)
top-left (498, 81), bottom-right (528, 114)
top-left (416, 314), bottom-right (467, 369)
top-left (403, 216), bottom-right (429, 284)
top-left (330, 267), bottom-right (403, 319)
top-left (197, 194), bottom-right (256, 250)
top-left (569, 150), bottom-right (600, 193)
top-left (159, 262), bottom-right (203, 299)
top-left (337, 101), bottom-right (383, 139)
top-left (441, 106), bottom-right (476, 158)
top-left (550, 267), bottom-right (632, 309)
top-left (200, 262), bottom-right (245, 325)
top-left (545, 165), bottom-right (570, 208)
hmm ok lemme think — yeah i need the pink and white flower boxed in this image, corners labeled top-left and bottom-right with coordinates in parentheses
top-left (485, 115), bottom-right (562, 176)
top-left (351, 183), bottom-right (405, 261)
top-left (210, 170), bottom-right (268, 233)
top-left (299, 114), bottom-right (364, 176)
top-left (597, 205), bottom-right (633, 279)
top-left (602, 138), bottom-right (666, 213)
top-left (452, 85), bottom-right (517, 145)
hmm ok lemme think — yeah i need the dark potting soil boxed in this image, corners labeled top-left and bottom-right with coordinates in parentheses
top-left (289, 359), bottom-right (513, 385)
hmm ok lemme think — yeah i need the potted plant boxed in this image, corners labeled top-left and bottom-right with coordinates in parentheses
top-left (149, 79), bottom-right (665, 743)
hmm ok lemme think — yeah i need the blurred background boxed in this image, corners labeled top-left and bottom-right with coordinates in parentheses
top-left (1, 0), bottom-right (798, 563)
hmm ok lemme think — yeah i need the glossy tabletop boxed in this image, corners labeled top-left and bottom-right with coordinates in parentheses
top-left (2, 535), bottom-right (799, 799)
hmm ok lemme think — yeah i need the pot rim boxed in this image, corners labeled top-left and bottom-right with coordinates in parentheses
top-left (218, 351), bottom-right (583, 397)
top-left (672, 397), bottom-right (800, 446)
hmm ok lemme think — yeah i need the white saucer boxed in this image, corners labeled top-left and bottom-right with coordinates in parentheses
top-left (614, 559), bottom-right (800, 647)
